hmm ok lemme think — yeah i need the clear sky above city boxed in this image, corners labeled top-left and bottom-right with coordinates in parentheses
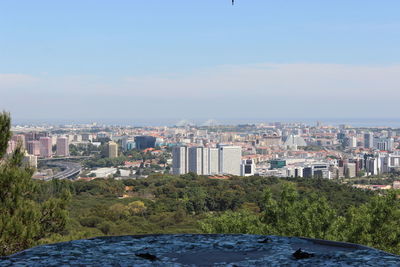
top-left (1, 1), bottom-right (399, 125)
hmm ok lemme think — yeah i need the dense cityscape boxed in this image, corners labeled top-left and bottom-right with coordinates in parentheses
top-left (2, 1), bottom-right (400, 265)
top-left (6, 121), bottom-right (400, 191)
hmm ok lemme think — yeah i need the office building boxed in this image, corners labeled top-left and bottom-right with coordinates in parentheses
top-left (240, 159), bottom-right (255, 176)
top-left (56, 137), bottom-right (69, 157)
top-left (135, 136), bottom-right (156, 150)
top-left (284, 166), bottom-right (304, 178)
top-left (126, 140), bottom-right (136, 151)
top-left (302, 163), bottom-right (331, 178)
top-left (39, 137), bottom-right (52, 158)
top-left (108, 141), bottom-right (118, 158)
top-left (270, 160), bottom-right (286, 169)
top-left (121, 137), bottom-right (136, 151)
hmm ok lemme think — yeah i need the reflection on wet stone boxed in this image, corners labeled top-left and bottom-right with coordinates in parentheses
top-left (2, 234), bottom-right (400, 267)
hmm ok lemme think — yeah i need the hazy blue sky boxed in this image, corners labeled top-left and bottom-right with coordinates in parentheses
top-left (1, 1), bottom-right (400, 125)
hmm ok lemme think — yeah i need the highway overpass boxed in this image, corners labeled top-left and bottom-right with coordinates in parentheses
top-left (44, 161), bottom-right (82, 181)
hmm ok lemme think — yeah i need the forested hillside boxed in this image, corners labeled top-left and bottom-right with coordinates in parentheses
top-left (30, 174), bottom-right (400, 254)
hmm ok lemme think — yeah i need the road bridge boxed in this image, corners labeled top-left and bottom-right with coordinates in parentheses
top-left (43, 161), bottom-right (82, 181)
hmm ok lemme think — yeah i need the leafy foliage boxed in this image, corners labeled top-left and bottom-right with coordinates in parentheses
top-left (201, 181), bottom-right (400, 254)
top-left (0, 112), bottom-right (69, 256)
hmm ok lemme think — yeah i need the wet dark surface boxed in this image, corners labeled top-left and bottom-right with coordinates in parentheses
top-left (2, 234), bottom-right (400, 266)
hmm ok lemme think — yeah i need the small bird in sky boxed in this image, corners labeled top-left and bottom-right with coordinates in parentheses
top-left (232, 0), bottom-right (234, 5)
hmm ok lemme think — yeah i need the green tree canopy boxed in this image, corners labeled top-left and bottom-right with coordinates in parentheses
top-left (0, 112), bottom-right (70, 256)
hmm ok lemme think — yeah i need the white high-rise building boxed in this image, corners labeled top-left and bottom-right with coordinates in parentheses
top-left (188, 147), bottom-right (209, 175)
top-left (208, 148), bottom-right (219, 175)
top-left (202, 148), bottom-right (209, 175)
top-left (172, 146), bottom-right (188, 175)
top-left (173, 145), bottom-right (242, 176)
top-left (188, 147), bottom-right (202, 175)
top-left (218, 145), bottom-right (242, 176)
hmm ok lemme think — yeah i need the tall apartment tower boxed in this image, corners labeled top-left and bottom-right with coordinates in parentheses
top-left (108, 141), bottom-right (118, 158)
top-left (172, 146), bottom-right (188, 175)
top-left (364, 132), bottom-right (374, 149)
top-left (56, 137), bottom-right (69, 157)
top-left (27, 140), bottom-right (41, 156)
top-left (188, 147), bottom-right (209, 175)
top-left (12, 134), bottom-right (26, 150)
top-left (173, 145), bottom-right (242, 176)
top-left (39, 137), bottom-right (52, 158)
top-left (218, 145), bottom-right (242, 176)
top-left (208, 148), bottom-right (219, 175)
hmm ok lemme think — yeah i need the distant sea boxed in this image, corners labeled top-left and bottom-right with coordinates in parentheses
top-left (12, 117), bottom-right (400, 128)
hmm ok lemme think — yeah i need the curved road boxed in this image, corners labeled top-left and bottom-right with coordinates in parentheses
top-left (45, 161), bottom-right (81, 180)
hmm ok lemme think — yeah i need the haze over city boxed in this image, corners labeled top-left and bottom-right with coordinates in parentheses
top-left (1, 1), bottom-right (400, 125)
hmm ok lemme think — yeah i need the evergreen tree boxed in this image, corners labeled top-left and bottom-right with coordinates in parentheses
top-left (0, 112), bottom-right (69, 256)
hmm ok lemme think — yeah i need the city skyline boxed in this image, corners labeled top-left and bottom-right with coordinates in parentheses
top-left (10, 117), bottom-right (400, 129)
top-left (1, 1), bottom-right (400, 121)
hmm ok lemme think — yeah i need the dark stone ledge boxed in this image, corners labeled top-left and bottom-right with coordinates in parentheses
top-left (1, 234), bottom-right (399, 266)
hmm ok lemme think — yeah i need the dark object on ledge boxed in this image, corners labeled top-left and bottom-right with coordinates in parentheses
top-left (2, 234), bottom-right (400, 266)
top-left (257, 237), bottom-right (272, 243)
top-left (135, 252), bottom-right (159, 261)
top-left (293, 248), bottom-right (315, 259)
